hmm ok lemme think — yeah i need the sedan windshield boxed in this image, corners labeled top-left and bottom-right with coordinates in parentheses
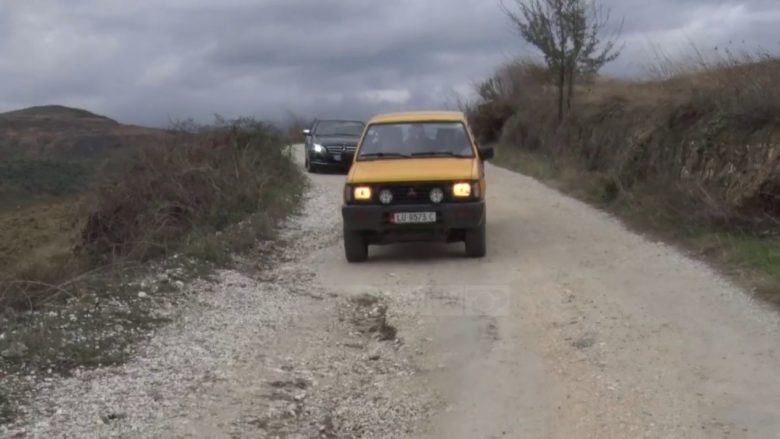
top-left (358, 122), bottom-right (475, 160)
top-left (314, 121), bottom-right (365, 137)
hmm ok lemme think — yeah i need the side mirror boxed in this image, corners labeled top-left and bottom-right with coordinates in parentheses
top-left (478, 146), bottom-right (494, 161)
top-left (302, 129), bottom-right (311, 136)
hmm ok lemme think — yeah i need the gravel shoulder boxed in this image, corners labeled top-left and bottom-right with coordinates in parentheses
top-left (5, 145), bottom-right (779, 438)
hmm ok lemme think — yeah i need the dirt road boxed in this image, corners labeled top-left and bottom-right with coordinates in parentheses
top-left (12, 145), bottom-right (779, 438)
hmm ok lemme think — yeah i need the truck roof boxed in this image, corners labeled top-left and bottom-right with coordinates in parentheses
top-left (368, 111), bottom-right (467, 125)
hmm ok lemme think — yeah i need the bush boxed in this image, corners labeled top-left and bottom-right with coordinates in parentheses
top-left (80, 118), bottom-right (305, 262)
top-left (468, 59), bottom-right (553, 143)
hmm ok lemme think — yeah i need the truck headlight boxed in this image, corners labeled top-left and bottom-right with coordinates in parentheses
top-left (354, 186), bottom-right (372, 201)
top-left (453, 182), bottom-right (472, 198)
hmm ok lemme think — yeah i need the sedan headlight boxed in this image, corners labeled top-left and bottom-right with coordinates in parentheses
top-left (313, 143), bottom-right (325, 153)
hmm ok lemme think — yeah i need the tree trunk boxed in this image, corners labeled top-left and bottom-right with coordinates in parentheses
top-left (557, 65), bottom-right (566, 124)
top-left (566, 64), bottom-right (575, 111)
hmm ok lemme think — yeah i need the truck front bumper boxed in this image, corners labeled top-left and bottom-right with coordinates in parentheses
top-left (342, 201), bottom-right (485, 244)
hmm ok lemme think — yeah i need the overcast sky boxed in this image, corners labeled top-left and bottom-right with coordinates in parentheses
top-left (0, 0), bottom-right (778, 127)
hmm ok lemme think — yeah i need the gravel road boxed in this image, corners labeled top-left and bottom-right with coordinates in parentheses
top-left (7, 145), bottom-right (779, 438)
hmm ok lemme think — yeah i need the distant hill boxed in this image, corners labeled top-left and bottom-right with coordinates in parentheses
top-left (0, 105), bottom-right (174, 205)
top-left (0, 105), bottom-right (171, 161)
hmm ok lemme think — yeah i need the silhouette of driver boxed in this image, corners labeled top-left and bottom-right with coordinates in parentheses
top-left (407, 124), bottom-right (432, 151)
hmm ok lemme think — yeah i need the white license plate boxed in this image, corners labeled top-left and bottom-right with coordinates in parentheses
top-left (333, 153), bottom-right (342, 161)
top-left (392, 212), bottom-right (437, 224)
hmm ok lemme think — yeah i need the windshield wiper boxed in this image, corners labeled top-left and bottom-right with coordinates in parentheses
top-left (411, 151), bottom-right (472, 158)
top-left (360, 152), bottom-right (410, 159)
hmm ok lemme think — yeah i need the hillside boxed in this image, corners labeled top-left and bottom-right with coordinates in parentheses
top-left (0, 105), bottom-right (170, 161)
top-left (0, 105), bottom-right (173, 205)
top-left (0, 105), bottom-right (175, 290)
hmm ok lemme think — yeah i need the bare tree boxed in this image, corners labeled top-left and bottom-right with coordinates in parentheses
top-left (503, 0), bottom-right (622, 123)
top-left (563, 1), bottom-right (623, 110)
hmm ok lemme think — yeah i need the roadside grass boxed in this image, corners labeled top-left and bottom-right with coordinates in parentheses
top-left (0, 118), bottom-right (305, 425)
top-left (0, 262), bottom-right (187, 371)
top-left (0, 263), bottom-right (181, 426)
top-left (0, 198), bottom-right (85, 294)
top-left (494, 145), bottom-right (780, 305)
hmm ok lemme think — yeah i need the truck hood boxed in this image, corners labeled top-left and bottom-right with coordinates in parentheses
top-left (349, 157), bottom-right (478, 183)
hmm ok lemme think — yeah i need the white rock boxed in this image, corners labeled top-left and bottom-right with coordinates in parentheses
top-left (138, 291), bottom-right (148, 299)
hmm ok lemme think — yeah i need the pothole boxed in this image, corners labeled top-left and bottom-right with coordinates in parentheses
top-left (348, 294), bottom-right (397, 341)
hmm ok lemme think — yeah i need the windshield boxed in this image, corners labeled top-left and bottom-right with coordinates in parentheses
top-left (314, 121), bottom-right (365, 137)
top-left (358, 122), bottom-right (475, 160)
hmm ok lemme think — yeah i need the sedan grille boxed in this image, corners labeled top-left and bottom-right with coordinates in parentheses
top-left (324, 144), bottom-right (357, 154)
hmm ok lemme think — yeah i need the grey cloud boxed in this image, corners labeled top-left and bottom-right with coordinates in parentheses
top-left (0, 0), bottom-right (777, 127)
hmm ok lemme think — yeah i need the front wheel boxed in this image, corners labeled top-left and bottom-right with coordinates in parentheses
top-left (344, 230), bottom-right (368, 262)
top-left (464, 221), bottom-right (486, 258)
top-left (305, 152), bottom-right (317, 173)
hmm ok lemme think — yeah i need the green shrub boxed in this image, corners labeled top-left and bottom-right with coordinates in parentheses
top-left (0, 160), bottom-right (91, 198)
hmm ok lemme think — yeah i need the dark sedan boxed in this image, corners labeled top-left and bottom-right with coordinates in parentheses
top-left (303, 119), bottom-right (365, 173)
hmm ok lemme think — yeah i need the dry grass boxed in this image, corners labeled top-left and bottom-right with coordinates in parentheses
top-left (0, 199), bottom-right (87, 307)
top-left (81, 119), bottom-right (303, 262)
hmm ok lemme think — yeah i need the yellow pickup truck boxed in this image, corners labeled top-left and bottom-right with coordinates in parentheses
top-left (341, 111), bottom-right (493, 262)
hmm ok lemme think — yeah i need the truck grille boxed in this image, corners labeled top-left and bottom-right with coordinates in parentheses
top-left (380, 183), bottom-right (450, 205)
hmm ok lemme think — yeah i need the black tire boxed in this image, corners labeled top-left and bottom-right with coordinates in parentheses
top-left (465, 221), bottom-right (487, 258)
top-left (305, 153), bottom-right (317, 173)
top-left (344, 230), bottom-right (368, 262)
